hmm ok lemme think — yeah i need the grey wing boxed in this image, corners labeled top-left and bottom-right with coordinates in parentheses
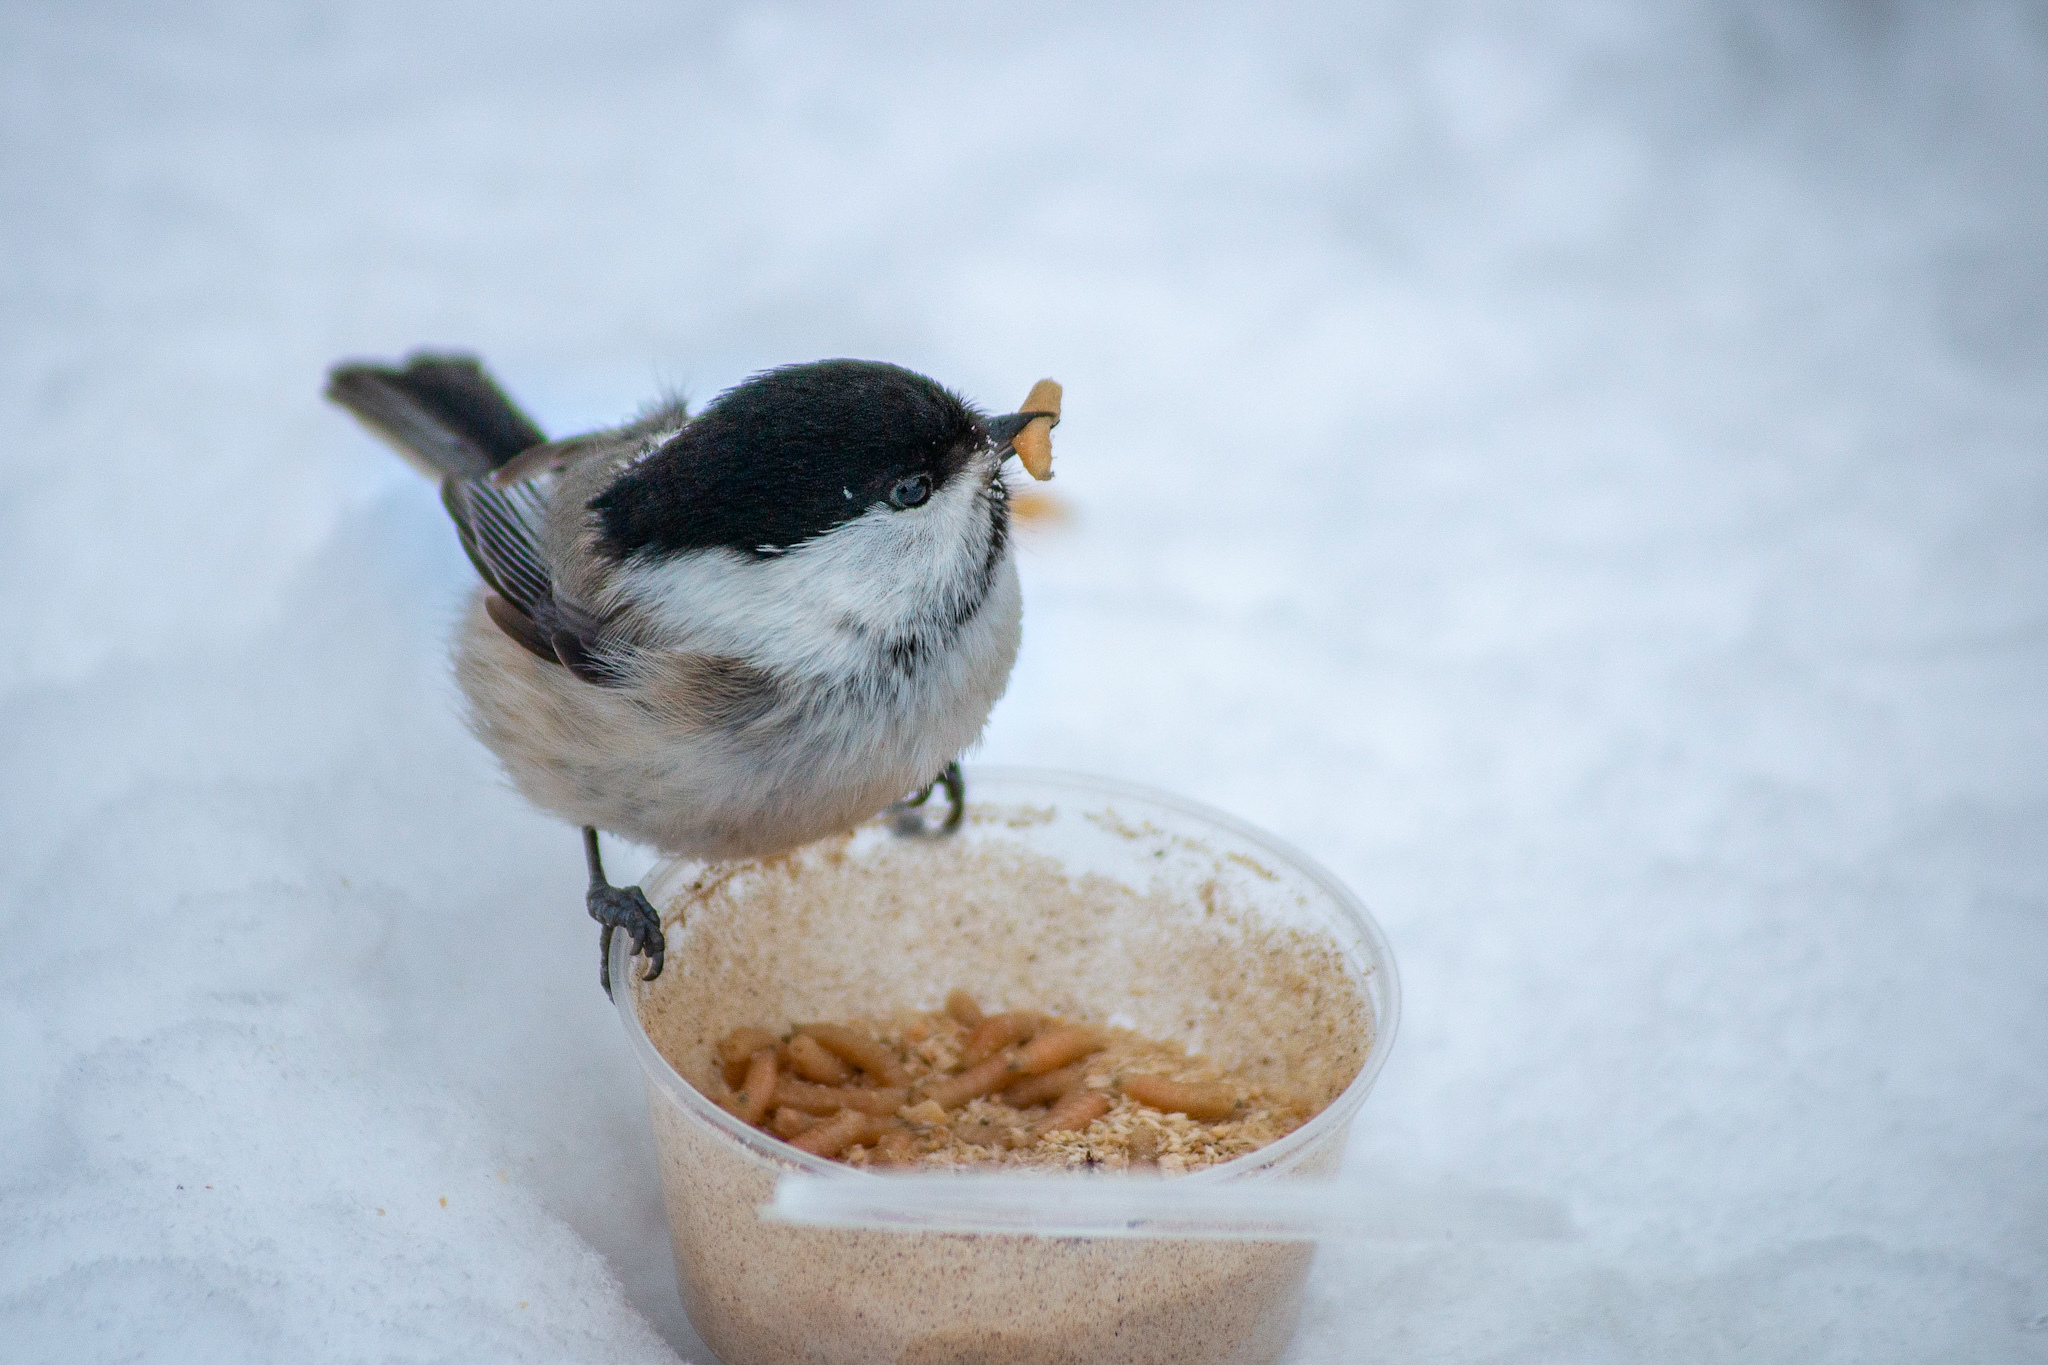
top-left (442, 476), bottom-right (626, 686)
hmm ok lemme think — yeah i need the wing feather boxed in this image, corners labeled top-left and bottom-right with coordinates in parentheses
top-left (449, 479), bottom-right (552, 617)
top-left (443, 476), bottom-right (629, 686)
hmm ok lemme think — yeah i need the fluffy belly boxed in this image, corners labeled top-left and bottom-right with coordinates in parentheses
top-left (450, 575), bottom-right (1020, 859)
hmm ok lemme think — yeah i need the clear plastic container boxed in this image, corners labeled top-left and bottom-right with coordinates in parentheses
top-left (611, 767), bottom-right (1400, 1365)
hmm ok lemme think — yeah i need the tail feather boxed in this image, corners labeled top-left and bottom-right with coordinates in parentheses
top-left (326, 353), bottom-right (547, 481)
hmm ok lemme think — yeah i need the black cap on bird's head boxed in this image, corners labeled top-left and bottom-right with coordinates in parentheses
top-left (591, 359), bottom-right (1054, 562)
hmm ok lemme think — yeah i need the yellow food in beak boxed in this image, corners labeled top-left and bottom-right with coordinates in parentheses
top-left (1013, 378), bottom-right (1061, 481)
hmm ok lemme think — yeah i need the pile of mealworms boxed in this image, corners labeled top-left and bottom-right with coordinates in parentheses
top-left (709, 990), bottom-right (1307, 1169)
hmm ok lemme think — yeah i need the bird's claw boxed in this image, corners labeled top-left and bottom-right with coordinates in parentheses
top-left (890, 760), bottom-right (965, 838)
top-left (589, 881), bottom-right (664, 997)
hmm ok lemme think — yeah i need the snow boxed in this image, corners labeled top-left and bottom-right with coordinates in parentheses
top-left (3, 1), bottom-right (2044, 1359)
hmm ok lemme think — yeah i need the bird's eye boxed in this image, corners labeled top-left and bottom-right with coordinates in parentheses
top-left (888, 473), bottom-right (932, 510)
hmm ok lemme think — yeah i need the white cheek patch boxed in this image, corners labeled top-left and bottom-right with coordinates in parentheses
top-left (609, 454), bottom-right (1003, 678)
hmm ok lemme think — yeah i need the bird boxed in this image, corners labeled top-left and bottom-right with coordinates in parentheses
top-left (325, 353), bottom-right (1060, 994)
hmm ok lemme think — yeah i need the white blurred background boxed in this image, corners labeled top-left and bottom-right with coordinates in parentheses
top-left (3, 3), bottom-right (2044, 1360)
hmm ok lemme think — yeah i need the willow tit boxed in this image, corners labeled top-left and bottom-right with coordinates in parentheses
top-left (326, 354), bottom-right (1059, 992)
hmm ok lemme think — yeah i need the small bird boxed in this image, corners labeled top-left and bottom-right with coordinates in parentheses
top-left (326, 354), bottom-right (1060, 993)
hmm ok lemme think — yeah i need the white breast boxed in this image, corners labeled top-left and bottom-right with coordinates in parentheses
top-left (453, 459), bottom-right (1021, 859)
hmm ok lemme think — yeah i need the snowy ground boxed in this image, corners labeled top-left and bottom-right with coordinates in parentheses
top-left (4, 2), bottom-right (2045, 1360)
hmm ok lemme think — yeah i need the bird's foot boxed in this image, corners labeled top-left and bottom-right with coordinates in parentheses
top-left (890, 760), bottom-right (965, 838)
top-left (588, 881), bottom-right (664, 998)
top-left (582, 825), bottom-right (664, 997)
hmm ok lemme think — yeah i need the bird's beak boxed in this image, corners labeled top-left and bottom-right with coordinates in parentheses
top-left (984, 413), bottom-right (1039, 447)
top-left (988, 379), bottom-right (1061, 480)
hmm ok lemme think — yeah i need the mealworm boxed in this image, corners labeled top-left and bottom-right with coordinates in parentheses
top-left (773, 1076), bottom-right (909, 1117)
top-left (962, 1012), bottom-right (1040, 1066)
top-left (771, 1075), bottom-right (846, 1116)
top-left (1002, 1063), bottom-right (1088, 1108)
top-left (716, 1027), bottom-right (779, 1088)
top-left (921, 1050), bottom-right (1021, 1109)
top-left (786, 1033), bottom-right (853, 1085)
top-left (796, 1023), bottom-right (910, 1087)
top-left (833, 1086), bottom-right (910, 1117)
top-left (1015, 1024), bottom-right (1106, 1076)
top-left (1121, 1074), bottom-right (1239, 1121)
top-left (1030, 1089), bottom-right (1111, 1137)
top-left (769, 1107), bottom-right (818, 1139)
top-left (790, 1109), bottom-right (883, 1159)
top-left (734, 1049), bottom-right (778, 1126)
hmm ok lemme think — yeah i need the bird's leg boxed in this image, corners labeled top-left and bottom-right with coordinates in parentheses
top-left (936, 760), bottom-right (965, 833)
top-left (891, 760), bottom-right (966, 837)
top-left (584, 826), bottom-right (664, 998)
